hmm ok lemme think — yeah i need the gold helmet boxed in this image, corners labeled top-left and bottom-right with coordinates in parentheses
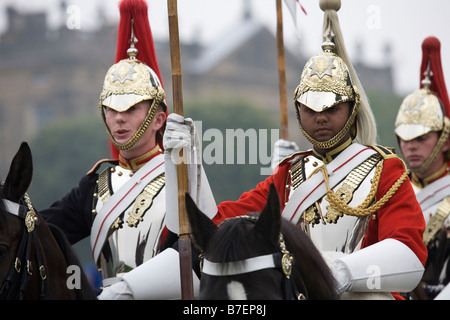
top-left (394, 36), bottom-right (450, 173)
top-left (100, 0), bottom-right (166, 156)
top-left (294, 42), bottom-right (360, 149)
top-left (294, 0), bottom-right (376, 150)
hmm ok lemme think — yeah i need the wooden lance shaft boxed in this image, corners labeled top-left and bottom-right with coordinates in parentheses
top-left (276, 0), bottom-right (289, 140)
top-left (167, 0), bottom-right (194, 300)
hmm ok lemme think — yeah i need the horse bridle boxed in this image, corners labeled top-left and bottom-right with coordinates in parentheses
top-left (200, 216), bottom-right (307, 300)
top-left (0, 195), bottom-right (47, 300)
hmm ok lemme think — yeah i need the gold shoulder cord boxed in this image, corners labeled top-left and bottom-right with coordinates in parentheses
top-left (322, 159), bottom-right (409, 221)
top-left (423, 197), bottom-right (450, 246)
top-left (295, 153), bottom-right (409, 225)
top-left (324, 153), bottom-right (382, 223)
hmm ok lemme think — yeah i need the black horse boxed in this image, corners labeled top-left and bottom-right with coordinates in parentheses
top-left (186, 183), bottom-right (338, 300)
top-left (0, 142), bottom-right (97, 299)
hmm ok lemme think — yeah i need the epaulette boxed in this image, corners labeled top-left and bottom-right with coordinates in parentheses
top-left (86, 159), bottom-right (118, 176)
top-left (278, 150), bottom-right (312, 166)
top-left (371, 145), bottom-right (397, 160)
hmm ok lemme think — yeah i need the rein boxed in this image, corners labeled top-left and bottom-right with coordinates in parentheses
top-left (0, 195), bottom-right (47, 300)
top-left (200, 216), bottom-right (307, 300)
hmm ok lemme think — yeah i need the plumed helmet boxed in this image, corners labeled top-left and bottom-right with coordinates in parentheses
top-left (295, 43), bottom-right (355, 113)
top-left (394, 88), bottom-right (445, 141)
top-left (395, 37), bottom-right (450, 141)
top-left (100, 0), bottom-right (166, 157)
top-left (395, 36), bottom-right (450, 172)
top-left (293, 0), bottom-right (375, 150)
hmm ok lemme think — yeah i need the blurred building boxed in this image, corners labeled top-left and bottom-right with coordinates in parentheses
top-left (0, 3), bottom-right (393, 177)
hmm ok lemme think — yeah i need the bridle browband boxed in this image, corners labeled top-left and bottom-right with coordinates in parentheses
top-left (0, 194), bottom-right (47, 300)
top-left (200, 215), bottom-right (307, 300)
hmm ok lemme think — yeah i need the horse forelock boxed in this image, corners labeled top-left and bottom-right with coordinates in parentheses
top-left (205, 213), bottom-right (277, 264)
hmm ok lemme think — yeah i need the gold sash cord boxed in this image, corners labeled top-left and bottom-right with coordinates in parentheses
top-left (309, 160), bottom-right (409, 220)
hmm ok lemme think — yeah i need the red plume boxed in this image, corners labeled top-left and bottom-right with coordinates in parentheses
top-left (420, 36), bottom-right (450, 117)
top-left (108, 0), bottom-right (165, 159)
top-left (116, 0), bottom-right (163, 83)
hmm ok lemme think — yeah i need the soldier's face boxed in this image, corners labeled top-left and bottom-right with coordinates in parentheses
top-left (104, 100), bottom-right (151, 146)
top-left (399, 132), bottom-right (440, 169)
top-left (298, 102), bottom-right (351, 142)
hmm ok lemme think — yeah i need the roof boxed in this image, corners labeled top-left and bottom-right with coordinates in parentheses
top-left (187, 17), bottom-right (263, 75)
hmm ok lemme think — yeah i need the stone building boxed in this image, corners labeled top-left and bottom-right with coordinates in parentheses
top-left (0, 4), bottom-right (393, 177)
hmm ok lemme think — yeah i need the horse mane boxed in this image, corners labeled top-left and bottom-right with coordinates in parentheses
top-left (47, 223), bottom-right (98, 300)
top-left (0, 196), bottom-right (7, 231)
top-left (280, 219), bottom-right (338, 300)
top-left (205, 213), bottom-right (277, 263)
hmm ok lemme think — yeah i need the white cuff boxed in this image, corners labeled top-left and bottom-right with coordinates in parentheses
top-left (331, 239), bottom-right (424, 293)
top-left (97, 280), bottom-right (133, 300)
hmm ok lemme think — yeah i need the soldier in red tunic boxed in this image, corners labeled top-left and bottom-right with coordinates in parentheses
top-left (163, 0), bottom-right (427, 299)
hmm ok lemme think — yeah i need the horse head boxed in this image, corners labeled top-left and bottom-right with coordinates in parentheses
top-left (0, 142), bottom-right (96, 300)
top-left (186, 183), bottom-right (337, 300)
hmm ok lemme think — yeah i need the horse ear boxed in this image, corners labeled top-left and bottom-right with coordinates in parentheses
top-left (254, 183), bottom-right (281, 246)
top-left (3, 142), bottom-right (33, 202)
top-left (185, 192), bottom-right (218, 250)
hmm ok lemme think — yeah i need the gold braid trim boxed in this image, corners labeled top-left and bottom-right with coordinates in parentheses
top-left (310, 160), bottom-right (409, 218)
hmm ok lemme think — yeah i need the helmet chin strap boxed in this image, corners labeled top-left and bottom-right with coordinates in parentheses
top-left (296, 89), bottom-right (360, 151)
top-left (102, 98), bottom-right (159, 152)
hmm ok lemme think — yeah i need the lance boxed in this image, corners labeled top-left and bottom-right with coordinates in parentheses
top-left (276, 0), bottom-right (289, 140)
top-left (167, 0), bottom-right (194, 300)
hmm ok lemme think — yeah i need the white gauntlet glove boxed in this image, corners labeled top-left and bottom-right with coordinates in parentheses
top-left (98, 248), bottom-right (200, 300)
top-left (271, 139), bottom-right (299, 171)
top-left (329, 239), bottom-right (424, 295)
top-left (163, 113), bottom-right (217, 234)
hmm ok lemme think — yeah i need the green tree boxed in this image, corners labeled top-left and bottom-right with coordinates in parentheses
top-left (366, 90), bottom-right (404, 151)
top-left (29, 98), bottom-right (280, 208)
top-left (28, 113), bottom-right (109, 209)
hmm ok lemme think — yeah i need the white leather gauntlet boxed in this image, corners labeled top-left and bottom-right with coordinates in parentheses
top-left (331, 239), bottom-right (424, 294)
top-left (163, 113), bottom-right (217, 234)
top-left (270, 139), bottom-right (299, 171)
top-left (99, 248), bottom-right (200, 300)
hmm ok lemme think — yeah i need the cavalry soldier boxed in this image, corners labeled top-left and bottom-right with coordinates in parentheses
top-left (163, 0), bottom-right (427, 299)
top-left (41, 0), bottom-right (212, 299)
top-left (394, 36), bottom-right (450, 299)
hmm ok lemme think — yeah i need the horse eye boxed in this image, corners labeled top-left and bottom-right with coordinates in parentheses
top-left (0, 245), bottom-right (8, 259)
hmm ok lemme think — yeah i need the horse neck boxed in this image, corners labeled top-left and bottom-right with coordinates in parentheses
top-left (32, 218), bottom-right (77, 299)
top-left (281, 222), bottom-right (338, 300)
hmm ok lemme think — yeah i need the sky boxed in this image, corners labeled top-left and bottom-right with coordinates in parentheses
top-left (1, 0), bottom-right (450, 95)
